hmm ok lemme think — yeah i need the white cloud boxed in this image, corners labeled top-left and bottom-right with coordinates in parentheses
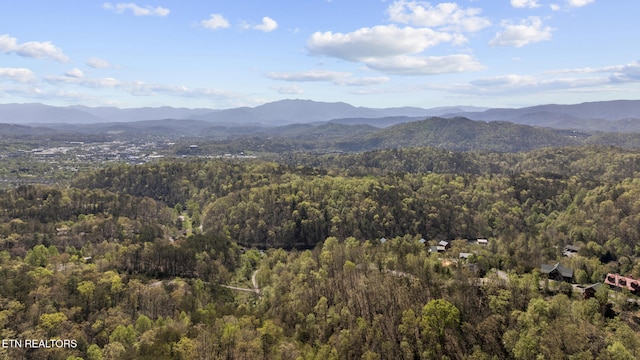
top-left (337, 77), bottom-right (390, 86)
top-left (45, 74), bottom-right (122, 88)
top-left (471, 74), bottom-right (538, 87)
top-left (103, 2), bottom-right (170, 16)
top-left (65, 68), bottom-right (84, 79)
top-left (3, 69), bottom-right (252, 106)
top-left (607, 62), bottom-right (640, 83)
top-left (87, 57), bottom-right (115, 69)
top-left (387, 1), bottom-right (490, 33)
top-left (364, 54), bottom-right (484, 75)
top-left (0, 78), bottom-right (147, 105)
top-left (0, 34), bottom-right (70, 62)
top-left (490, 17), bottom-right (553, 47)
top-left (470, 74), bottom-right (610, 94)
top-left (0, 86), bottom-right (93, 102)
top-left (567, 0), bottom-right (594, 7)
top-left (254, 17), bottom-right (278, 32)
top-left (201, 14), bottom-right (230, 30)
top-left (127, 81), bottom-right (185, 96)
top-left (272, 85), bottom-right (304, 95)
top-left (550, 0), bottom-right (594, 11)
top-left (453, 73), bottom-right (608, 97)
top-left (454, 61), bottom-right (640, 97)
top-left (308, 25), bottom-right (454, 61)
top-left (241, 17), bottom-right (279, 32)
top-left (125, 81), bottom-right (237, 99)
top-left (559, 61), bottom-right (640, 83)
top-left (266, 70), bottom-right (389, 86)
top-left (266, 70), bottom-right (352, 82)
top-left (42, 71), bottom-right (239, 101)
top-left (307, 24), bottom-right (485, 76)
top-left (511, 0), bottom-right (541, 8)
top-left (45, 69), bottom-right (121, 88)
top-left (305, 2), bottom-right (492, 77)
top-left (0, 68), bottom-right (37, 83)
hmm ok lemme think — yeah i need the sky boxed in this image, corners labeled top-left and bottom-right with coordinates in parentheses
top-left (1, 0), bottom-right (639, 110)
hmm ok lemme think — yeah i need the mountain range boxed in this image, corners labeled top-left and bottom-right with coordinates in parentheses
top-left (2, 99), bottom-right (640, 133)
top-left (4, 99), bottom-right (640, 153)
top-left (0, 99), bottom-right (484, 126)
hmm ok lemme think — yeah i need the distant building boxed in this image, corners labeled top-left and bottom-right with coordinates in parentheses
top-left (438, 240), bottom-right (451, 250)
top-left (604, 273), bottom-right (640, 294)
top-left (477, 238), bottom-right (489, 245)
top-left (583, 282), bottom-right (603, 299)
top-left (56, 226), bottom-right (70, 235)
top-left (540, 263), bottom-right (574, 282)
top-left (562, 245), bottom-right (580, 257)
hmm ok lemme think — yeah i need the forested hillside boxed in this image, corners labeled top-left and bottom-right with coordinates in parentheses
top-left (0, 145), bottom-right (639, 359)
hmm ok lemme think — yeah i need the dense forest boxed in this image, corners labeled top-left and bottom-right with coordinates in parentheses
top-left (0, 145), bottom-right (639, 359)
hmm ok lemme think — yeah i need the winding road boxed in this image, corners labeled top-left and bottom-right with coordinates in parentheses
top-left (220, 269), bottom-right (261, 296)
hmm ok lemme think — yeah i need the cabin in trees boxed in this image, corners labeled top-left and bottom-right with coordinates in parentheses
top-left (604, 273), bottom-right (640, 294)
top-left (459, 252), bottom-right (475, 260)
top-left (428, 240), bottom-right (450, 253)
top-left (540, 263), bottom-right (574, 282)
top-left (583, 282), bottom-right (603, 299)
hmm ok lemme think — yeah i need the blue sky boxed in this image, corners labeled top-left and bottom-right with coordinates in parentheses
top-left (1, 0), bottom-right (639, 109)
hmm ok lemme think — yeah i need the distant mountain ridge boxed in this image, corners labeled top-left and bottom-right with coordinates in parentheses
top-left (448, 100), bottom-right (640, 131)
top-left (184, 100), bottom-right (489, 125)
top-left (2, 99), bottom-right (640, 133)
top-left (460, 100), bottom-right (640, 121)
top-left (68, 105), bottom-right (213, 123)
top-left (0, 99), bottom-right (486, 126)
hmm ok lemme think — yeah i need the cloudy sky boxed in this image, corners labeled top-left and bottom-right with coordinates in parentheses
top-left (1, 0), bottom-right (638, 109)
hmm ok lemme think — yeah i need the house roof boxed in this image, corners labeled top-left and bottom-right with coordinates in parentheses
top-left (564, 245), bottom-right (580, 252)
top-left (540, 263), bottom-right (574, 278)
top-left (605, 273), bottom-right (640, 291)
top-left (584, 282), bottom-right (602, 291)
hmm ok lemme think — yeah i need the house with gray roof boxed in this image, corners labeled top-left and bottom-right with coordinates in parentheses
top-left (540, 263), bottom-right (574, 282)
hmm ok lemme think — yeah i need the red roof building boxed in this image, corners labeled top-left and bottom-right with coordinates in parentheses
top-left (604, 273), bottom-right (640, 294)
